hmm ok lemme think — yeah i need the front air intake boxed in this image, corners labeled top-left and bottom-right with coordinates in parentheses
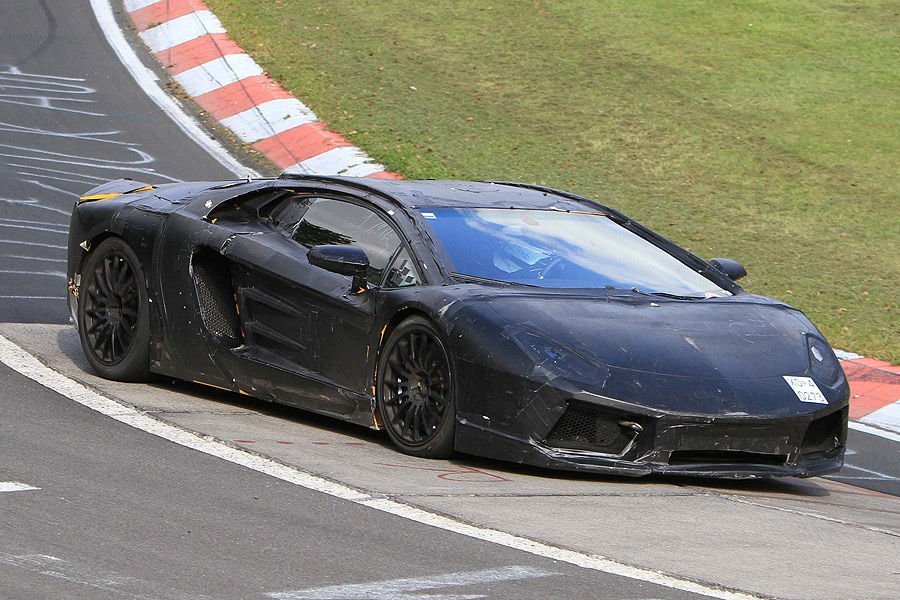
top-left (544, 404), bottom-right (638, 455)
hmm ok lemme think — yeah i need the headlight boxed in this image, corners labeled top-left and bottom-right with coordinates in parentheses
top-left (806, 335), bottom-right (842, 387)
top-left (510, 329), bottom-right (609, 386)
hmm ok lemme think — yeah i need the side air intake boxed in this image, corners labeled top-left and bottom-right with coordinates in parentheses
top-left (192, 250), bottom-right (242, 348)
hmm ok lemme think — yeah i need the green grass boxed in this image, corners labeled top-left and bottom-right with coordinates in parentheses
top-left (206, 0), bottom-right (899, 362)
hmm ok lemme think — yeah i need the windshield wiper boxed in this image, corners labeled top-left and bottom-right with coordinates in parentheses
top-left (451, 273), bottom-right (538, 287)
top-left (629, 287), bottom-right (704, 300)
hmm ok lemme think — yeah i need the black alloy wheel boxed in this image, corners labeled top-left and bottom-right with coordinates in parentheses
top-left (78, 237), bottom-right (150, 381)
top-left (378, 316), bottom-right (455, 458)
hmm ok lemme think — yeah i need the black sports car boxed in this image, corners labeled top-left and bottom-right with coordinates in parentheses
top-left (67, 175), bottom-right (849, 478)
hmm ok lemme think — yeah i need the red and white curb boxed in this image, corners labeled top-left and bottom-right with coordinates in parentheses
top-left (122, 0), bottom-right (400, 179)
top-left (119, 0), bottom-right (898, 437)
top-left (837, 353), bottom-right (900, 436)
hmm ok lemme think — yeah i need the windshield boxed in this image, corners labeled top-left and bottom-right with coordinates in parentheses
top-left (421, 208), bottom-right (727, 295)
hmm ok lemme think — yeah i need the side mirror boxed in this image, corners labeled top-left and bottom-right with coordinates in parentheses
top-left (708, 258), bottom-right (747, 281)
top-left (308, 245), bottom-right (369, 292)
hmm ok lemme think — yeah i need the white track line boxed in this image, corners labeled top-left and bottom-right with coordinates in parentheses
top-left (849, 421), bottom-right (900, 443)
top-left (0, 334), bottom-right (763, 600)
top-left (89, 0), bottom-right (254, 178)
top-left (0, 482), bottom-right (40, 493)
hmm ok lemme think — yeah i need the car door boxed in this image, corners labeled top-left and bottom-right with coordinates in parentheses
top-left (224, 192), bottom-right (408, 406)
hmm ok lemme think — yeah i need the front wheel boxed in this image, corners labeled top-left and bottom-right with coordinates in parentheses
top-left (377, 316), bottom-right (455, 458)
top-left (77, 237), bottom-right (151, 381)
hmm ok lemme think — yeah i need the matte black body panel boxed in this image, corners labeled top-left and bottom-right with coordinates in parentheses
top-left (67, 175), bottom-right (849, 478)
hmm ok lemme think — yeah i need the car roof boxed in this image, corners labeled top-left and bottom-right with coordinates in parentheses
top-left (281, 176), bottom-right (602, 212)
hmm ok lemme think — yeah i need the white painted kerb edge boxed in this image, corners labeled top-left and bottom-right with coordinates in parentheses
top-left (139, 11), bottom-right (226, 54)
top-left (849, 420), bottom-right (900, 443)
top-left (859, 400), bottom-right (900, 435)
top-left (220, 99), bottom-right (318, 143)
top-left (173, 54), bottom-right (264, 97)
top-left (0, 333), bottom-right (763, 600)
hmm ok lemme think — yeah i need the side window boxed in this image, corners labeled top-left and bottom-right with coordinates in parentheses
top-left (293, 198), bottom-right (402, 283)
top-left (384, 248), bottom-right (421, 288)
top-left (268, 194), bottom-right (313, 232)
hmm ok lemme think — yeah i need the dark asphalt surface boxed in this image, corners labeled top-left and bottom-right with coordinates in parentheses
top-left (0, 6), bottom-right (895, 599)
top-left (824, 428), bottom-right (900, 496)
top-left (0, 0), bottom-right (234, 324)
top-left (0, 362), bottom-right (709, 600)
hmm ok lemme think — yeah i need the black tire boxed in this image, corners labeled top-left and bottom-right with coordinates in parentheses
top-left (77, 237), bottom-right (151, 381)
top-left (377, 316), bottom-right (455, 458)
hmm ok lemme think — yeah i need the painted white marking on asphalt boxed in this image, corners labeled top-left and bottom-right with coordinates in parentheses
top-left (0, 552), bottom-right (218, 600)
top-left (0, 70), bottom-right (102, 116)
top-left (286, 146), bottom-right (385, 177)
top-left (220, 99), bottom-right (318, 143)
top-left (0, 334), bottom-right (765, 600)
top-left (840, 462), bottom-right (898, 481)
top-left (90, 0), bottom-right (252, 177)
top-left (16, 171), bottom-right (100, 186)
top-left (860, 400), bottom-right (900, 435)
top-left (269, 566), bottom-right (557, 600)
top-left (0, 270), bottom-right (65, 278)
top-left (173, 54), bottom-right (264, 97)
top-left (123, 0), bottom-right (160, 11)
top-left (0, 223), bottom-right (67, 235)
top-left (0, 218), bottom-right (67, 229)
top-left (0, 122), bottom-right (135, 146)
top-left (725, 495), bottom-right (898, 537)
top-left (0, 197), bottom-right (70, 216)
top-left (825, 476), bottom-right (895, 481)
top-left (4, 256), bottom-right (67, 264)
top-left (18, 180), bottom-right (81, 199)
top-left (849, 421), bottom-right (900, 443)
top-left (8, 164), bottom-right (112, 182)
top-left (0, 145), bottom-right (171, 180)
top-left (0, 66), bottom-right (181, 202)
top-left (139, 11), bottom-right (226, 53)
top-left (0, 240), bottom-right (66, 250)
top-left (0, 482), bottom-right (39, 493)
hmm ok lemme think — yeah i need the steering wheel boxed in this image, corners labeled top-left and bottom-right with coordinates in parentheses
top-left (528, 255), bottom-right (564, 281)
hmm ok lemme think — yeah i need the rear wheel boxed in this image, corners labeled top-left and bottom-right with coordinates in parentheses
top-left (78, 237), bottom-right (150, 381)
top-left (377, 316), bottom-right (455, 458)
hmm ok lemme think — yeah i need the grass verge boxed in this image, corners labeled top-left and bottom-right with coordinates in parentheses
top-left (206, 0), bottom-right (898, 362)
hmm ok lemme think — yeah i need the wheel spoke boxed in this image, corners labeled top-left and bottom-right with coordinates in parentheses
top-left (388, 357), bottom-right (413, 380)
top-left (118, 322), bottom-right (134, 348)
top-left (420, 402), bottom-right (437, 430)
top-left (102, 258), bottom-right (115, 297)
top-left (115, 258), bottom-right (130, 289)
top-left (86, 318), bottom-right (105, 335)
top-left (93, 268), bottom-right (111, 301)
top-left (401, 405), bottom-right (415, 437)
top-left (415, 334), bottom-right (429, 369)
top-left (398, 337), bottom-right (413, 367)
top-left (395, 399), bottom-right (412, 422)
top-left (414, 406), bottom-right (428, 437)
